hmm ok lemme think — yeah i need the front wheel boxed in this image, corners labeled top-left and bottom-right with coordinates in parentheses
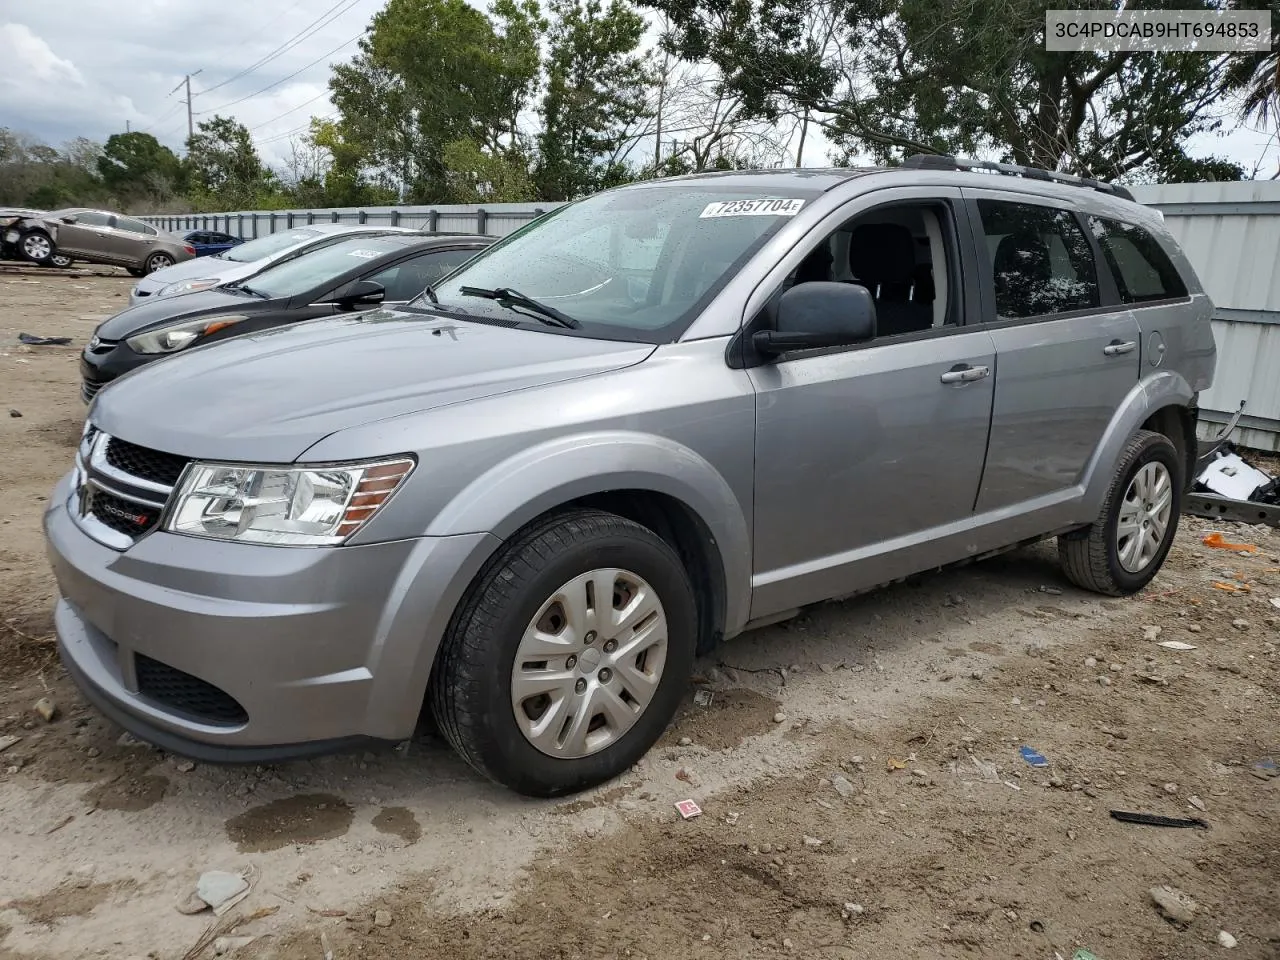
top-left (19, 230), bottom-right (54, 264)
top-left (430, 509), bottom-right (697, 797)
top-left (1059, 429), bottom-right (1182, 596)
top-left (144, 252), bottom-right (174, 273)
top-left (43, 253), bottom-right (73, 269)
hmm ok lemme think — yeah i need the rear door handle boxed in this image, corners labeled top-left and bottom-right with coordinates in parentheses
top-left (940, 364), bottom-right (990, 384)
top-left (1103, 340), bottom-right (1137, 356)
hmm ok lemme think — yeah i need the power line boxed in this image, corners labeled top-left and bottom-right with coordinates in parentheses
top-left (250, 89), bottom-right (332, 132)
top-left (199, 0), bottom-right (363, 95)
top-left (196, 34), bottom-right (360, 116)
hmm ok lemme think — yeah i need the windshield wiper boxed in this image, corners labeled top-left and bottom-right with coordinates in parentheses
top-left (459, 285), bottom-right (580, 329)
top-left (228, 282), bottom-right (269, 299)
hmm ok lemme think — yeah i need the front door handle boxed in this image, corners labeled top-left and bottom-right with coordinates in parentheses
top-left (940, 364), bottom-right (991, 384)
top-left (1103, 340), bottom-right (1137, 356)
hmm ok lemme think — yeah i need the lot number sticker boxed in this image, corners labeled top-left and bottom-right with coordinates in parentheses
top-left (347, 249), bottom-right (380, 259)
top-left (699, 198), bottom-right (806, 219)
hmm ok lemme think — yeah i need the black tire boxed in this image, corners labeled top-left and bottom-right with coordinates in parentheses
top-left (430, 508), bottom-right (697, 797)
top-left (126, 267), bottom-right (146, 278)
top-left (1058, 429), bottom-right (1182, 596)
top-left (19, 229), bottom-right (54, 264)
top-left (42, 254), bottom-right (73, 269)
top-left (144, 252), bottom-right (174, 274)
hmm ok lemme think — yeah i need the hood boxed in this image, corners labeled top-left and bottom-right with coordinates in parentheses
top-left (135, 256), bottom-right (254, 291)
top-left (90, 309), bottom-right (656, 463)
top-left (97, 290), bottom-right (270, 340)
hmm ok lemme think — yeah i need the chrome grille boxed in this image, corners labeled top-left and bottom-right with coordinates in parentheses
top-left (71, 427), bottom-right (190, 550)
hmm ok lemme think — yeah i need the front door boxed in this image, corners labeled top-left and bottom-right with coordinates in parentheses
top-left (964, 192), bottom-right (1141, 513)
top-left (748, 191), bottom-right (996, 618)
top-left (55, 211), bottom-right (114, 258)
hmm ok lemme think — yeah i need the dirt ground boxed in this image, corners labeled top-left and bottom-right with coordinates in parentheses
top-left (1, 265), bottom-right (1277, 960)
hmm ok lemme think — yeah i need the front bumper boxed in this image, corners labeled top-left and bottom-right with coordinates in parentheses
top-left (45, 472), bottom-right (497, 759)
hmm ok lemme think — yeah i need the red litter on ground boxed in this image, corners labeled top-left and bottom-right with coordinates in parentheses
top-left (675, 799), bottom-right (702, 819)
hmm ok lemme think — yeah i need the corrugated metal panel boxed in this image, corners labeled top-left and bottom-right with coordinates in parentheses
top-left (1130, 182), bottom-right (1280, 451)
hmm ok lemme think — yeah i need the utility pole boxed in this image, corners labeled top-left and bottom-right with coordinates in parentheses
top-left (168, 69), bottom-right (203, 144)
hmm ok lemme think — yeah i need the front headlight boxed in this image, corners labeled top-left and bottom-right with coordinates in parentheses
top-left (165, 457), bottom-right (415, 546)
top-left (158, 278), bottom-right (220, 297)
top-left (126, 314), bottom-right (250, 354)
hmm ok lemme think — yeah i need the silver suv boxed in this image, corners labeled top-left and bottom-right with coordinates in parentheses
top-left (45, 158), bottom-right (1216, 796)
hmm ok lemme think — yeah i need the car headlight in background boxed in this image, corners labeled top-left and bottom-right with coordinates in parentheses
top-left (125, 314), bottom-right (250, 354)
top-left (165, 458), bottom-right (415, 546)
top-left (157, 278), bottom-right (220, 297)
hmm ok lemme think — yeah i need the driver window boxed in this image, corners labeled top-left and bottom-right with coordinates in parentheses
top-left (781, 203), bottom-right (954, 338)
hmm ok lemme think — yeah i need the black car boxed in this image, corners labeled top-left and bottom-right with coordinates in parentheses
top-left (81, 232), bottom-right (491, 402)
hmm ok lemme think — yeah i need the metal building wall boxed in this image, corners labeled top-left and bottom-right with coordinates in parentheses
top-left (1130, 181), bottom-right (1280, 452)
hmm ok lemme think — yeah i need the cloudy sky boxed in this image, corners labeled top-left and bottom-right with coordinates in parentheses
top-left (1, 0), bottom-right (1277, 177)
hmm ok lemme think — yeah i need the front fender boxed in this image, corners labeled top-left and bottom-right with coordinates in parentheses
top-left (425, 430), bottom-right (752, 636)
top-left (1080, 370), bottom-right (1194, 515)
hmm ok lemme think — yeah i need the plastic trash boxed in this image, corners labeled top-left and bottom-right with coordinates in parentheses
top-left (1202, 532), bottom-right (1258, 552)
top-left (1019, 746), bottom-right (1049, 768)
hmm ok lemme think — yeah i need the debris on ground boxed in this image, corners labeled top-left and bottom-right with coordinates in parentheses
top-left (773, 711), bottom-right (787, 724)
top-left (7, 409), bottom-right (20, 417)
top-left (1202, 532), bottom-right (1258, 552)
top-left (1218, 930), bottom-right (1239, 949)
top-left (1020, 746), bottom-right (1049, 768)
top-left (693, 689), bottom-right (714, 707)
top-left (1251, 758), bottom-right (1278, 780)
top-left (17, 332), bottom-right (73, 346)
top-left (212, 935), bottom-right (256, 955)
top-left (675, 799), bottom-right (702, 820)
top-left (374, 908), bottom-right (393, 927)
top-left (0, 734), bottom-right (20, 753)
top-left (1149, 885), bottom-right (1198, 924)
top-left (1111, 810), bottom-right (1209, 830)
top-left (194, 870), bottom-right (251, 916)
top-left (320, 930), bottom-right (335, 960)
top-left (831, 774), bottom-right (855, 798)
top-left (33, 697), bottom-right (56, 722)
top-left (1157, 640), bottom-right (1196, 651)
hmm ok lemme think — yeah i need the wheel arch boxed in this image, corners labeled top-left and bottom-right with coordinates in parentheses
top-left (424, 431), bottom-right (751, 644)
top-left (1080, 371), bottom-right (1195, 515)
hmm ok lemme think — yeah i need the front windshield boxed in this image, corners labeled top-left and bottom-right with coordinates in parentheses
top-left (222, 228), bottom-right (320, 263)
top-left (429, 185), bottom-right (823, 342)
top-left (233, 235), bottom-right (413, 300)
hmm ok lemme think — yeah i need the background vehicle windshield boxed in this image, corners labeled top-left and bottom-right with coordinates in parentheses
top-left (236, 235), bottom-right (416, 299)
top-left (222, 228), bottom-right (321, 263)
top-left (431, 185), bottom-right (823, 341)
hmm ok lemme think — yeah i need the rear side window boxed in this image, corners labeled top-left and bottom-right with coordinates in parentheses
top-left (1088, 217), bottom-right (1187, 303)
top-left (977, 199), bottom-right (1099, 319)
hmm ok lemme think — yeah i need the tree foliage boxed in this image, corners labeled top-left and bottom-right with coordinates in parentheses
top-left (643, 0), bottom-right (1251, 180)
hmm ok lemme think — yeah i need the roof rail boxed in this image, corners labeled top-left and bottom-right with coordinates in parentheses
top-left (901, 154), bottom-right (1135, 202)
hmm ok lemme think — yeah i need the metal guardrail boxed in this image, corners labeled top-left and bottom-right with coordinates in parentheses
top-left (141, 203), bottom-right (561, 240)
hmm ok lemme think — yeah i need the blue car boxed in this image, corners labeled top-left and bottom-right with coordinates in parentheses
top-left (182, 230), bottom-right (243, 257)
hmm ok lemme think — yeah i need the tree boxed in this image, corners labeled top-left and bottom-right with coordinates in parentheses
top-left (184, 115), bottom-right (276, 210)
top-left (645, 0), bottom-right (1247, 181)
top-left (535, 0), bottom-right (654, 199)
top-left (443, 138), bottom-right (536, 201)
top-left (329, 0), bottom-right (543, 200)
top-left (98, 132), bottom-right (183, 204)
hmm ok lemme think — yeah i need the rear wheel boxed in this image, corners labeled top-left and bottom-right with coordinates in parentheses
top-left (430, 509), bottom-right (697, 797)
top-left (1058, 429), bottom-right (1181, 596)
top-left (19, 230), bottom-right (53, 264)
top-left (144, 252), bottom-right (174, 273)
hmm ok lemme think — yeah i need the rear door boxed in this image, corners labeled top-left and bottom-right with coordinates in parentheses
top-left (112, 217), bottom-right (160, 266)
top-left (963, 191), bottom-right (1141, 513)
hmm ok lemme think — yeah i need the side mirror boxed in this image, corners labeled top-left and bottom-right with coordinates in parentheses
top-left (753, 281), bottom-right (877, 357)
top-left (60, 215), bottom-right (78, 224)
top-left (335, 279), bottom-right (385, 308)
